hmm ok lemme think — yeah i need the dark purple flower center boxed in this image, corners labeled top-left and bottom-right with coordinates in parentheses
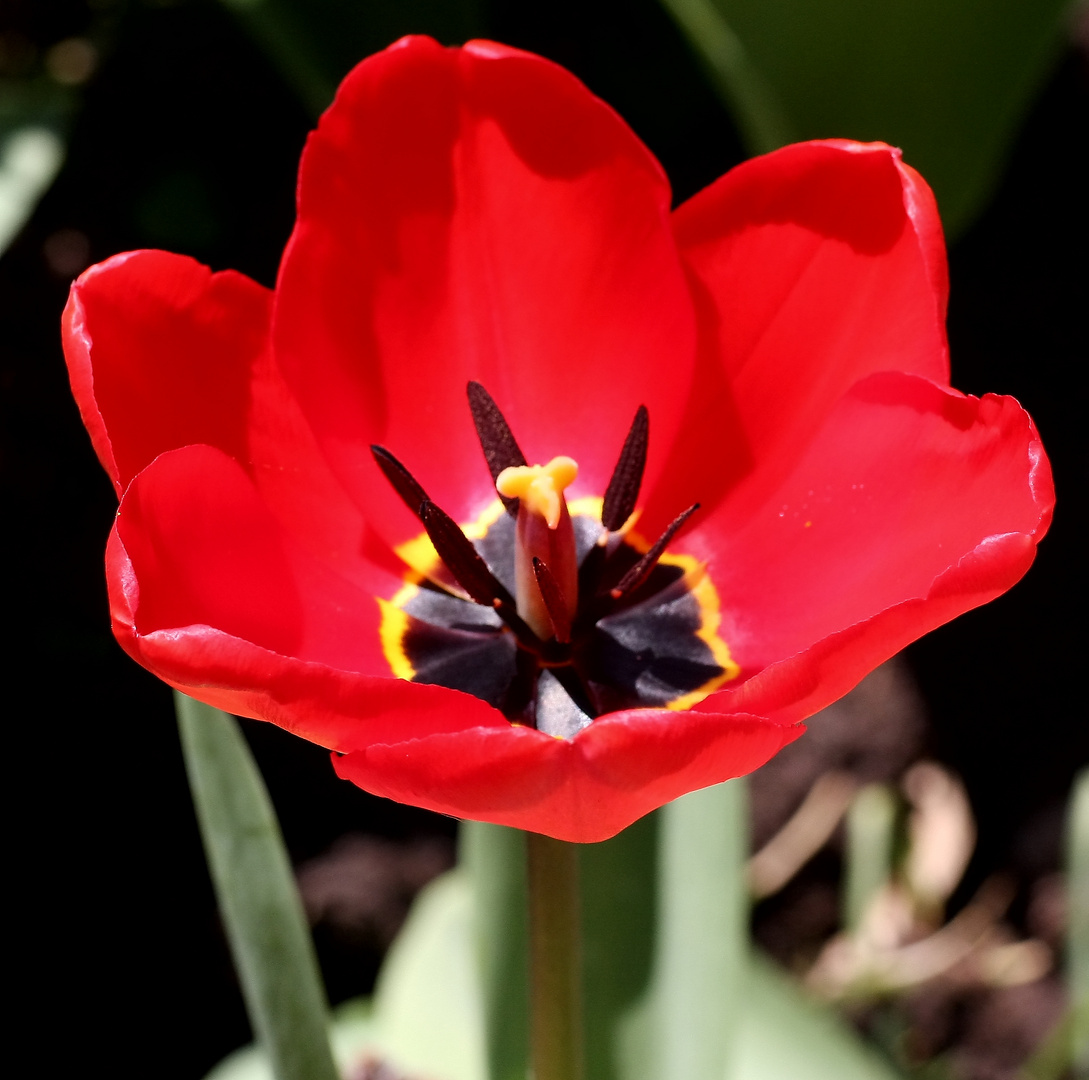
top-left (372, 384), bottom-right (736, 737)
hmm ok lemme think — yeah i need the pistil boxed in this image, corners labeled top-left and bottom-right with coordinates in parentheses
top-left (497, 457), bottom-right (580, 642)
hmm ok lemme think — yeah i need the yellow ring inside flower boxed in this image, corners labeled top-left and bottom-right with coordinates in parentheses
top-left (377, 497), bottom-right (739, 715)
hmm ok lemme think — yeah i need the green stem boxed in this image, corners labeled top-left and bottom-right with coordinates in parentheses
top-left (527, 831), bottom-right (585, 1080)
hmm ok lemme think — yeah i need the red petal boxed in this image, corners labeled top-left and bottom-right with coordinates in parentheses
top-left (111, 444), bottom-right (406, 683)
top-left (702, 532), bottom-right (1039, 730)
top-left (107, 444), bottom-right (510, 751)
top-left (111, 442), bottom-right (800, 835)
top-left (643, 141), bottom-right (950, 535)
top-left (62, 250), bottom-right (271, 496)
top-left (63, 249), bottom-right (402, 589)
top-left (334, 706), bottom-right (801, 842)
top-left (688, 373), bottom-right (1053, 723)
top-left (274, 36), bottom-right (695, 545)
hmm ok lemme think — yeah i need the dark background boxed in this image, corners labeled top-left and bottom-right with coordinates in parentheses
top-left (2, 1), bottom-right (1085, 1076)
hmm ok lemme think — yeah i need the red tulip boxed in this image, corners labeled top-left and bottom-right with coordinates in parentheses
top-left (63, 37), bottom-right (1052, 842)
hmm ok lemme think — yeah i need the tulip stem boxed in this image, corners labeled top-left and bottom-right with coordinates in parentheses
top-left (527, 831), bottom-right (585, 1080)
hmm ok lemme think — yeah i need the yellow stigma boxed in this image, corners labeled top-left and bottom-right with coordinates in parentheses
top-left (496, 456), bottom-right (578, 529)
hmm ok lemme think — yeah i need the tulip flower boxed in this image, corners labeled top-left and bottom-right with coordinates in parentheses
top-left (63, 36), bottom-right (1052, 844)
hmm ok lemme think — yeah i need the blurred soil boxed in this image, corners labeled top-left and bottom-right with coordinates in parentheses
top-left (749, 663), bottom-right (1076, 1080)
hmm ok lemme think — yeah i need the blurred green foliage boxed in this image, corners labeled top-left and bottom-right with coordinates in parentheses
top-left (210, 787), bottom-right (908, 1080)
top-left (660, 0), bottom-right (1073, 235)
top-left (218, 0), bottom-right (1074, 234)
top-left (218, 0), bottom-right (486, 116)
top-left (0, 0), bottom-right (1075, 251)
top-left (176, 694), bottom-right (339, 1080)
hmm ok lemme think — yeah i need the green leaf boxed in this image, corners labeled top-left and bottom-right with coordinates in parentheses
top-left (732, 955), bottom-right (904, 1080)
top-left (459, 784), bottom-right (903, 1080)
top-left (580, 814), bottom-right (657, 1080)
top-left (462, 822), bottom-right (530, 1080)
top-left (175, 693), bottom-right (338, 1080)
top-left (372, 870), bottom-right (487, 1080)
top-left (0, 77), bottom-right (76, 254)
top-left (207, 814), bottom-right (907, 1080)
top-left (659, 0), bottom-right (1071, 234)
top-left (0, 125), bottom-right (64, 253)
top-left (842, 783), bottom-right (898, 934)
top-left (618, 780), bottom-right (749, 1080)
top-left (201, 872), bottom-right (487, 1080)
top-left (207, 1000), bottom-right (379, 1080)
top-left (655, 0), bottom-right (797, 154)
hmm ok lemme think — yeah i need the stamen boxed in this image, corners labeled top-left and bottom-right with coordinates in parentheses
top-left (418, 499), bottom-right (516, 610)
top-left (467, 381), bottom-right (527, 517)
top-left (496, 457), bottom-right (578, 530)
top-left (371, 444), bottom-right (429, 518)
top-left (609, 503), bottom-right (700, 600)
top-left (412, 501), bottom-right (547, 649)
top-left (601, 405), bottom-right (648, 531)
top-left (531, 557), bottom-right (572, 643)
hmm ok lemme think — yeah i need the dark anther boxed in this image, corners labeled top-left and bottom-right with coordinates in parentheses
top-left (601, 405), bottom-right (649, 531)
top-left (419, 499), bottom-right (515, 609)
top-left (416, 500), bottom-right (546, 651)
top-left (576, 539), bottom-right (608, 603)
top-left (467, 381), bottom-right (527, 516)
top-left (371, 445), bottom-right (430, 519)
top-left (531, 557), bottom-right (572, 644)
top-left (610, 503), bottom-right (700, 601)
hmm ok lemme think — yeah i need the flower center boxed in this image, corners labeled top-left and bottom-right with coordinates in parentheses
top-left (371, 383), bottom-right (739, 737)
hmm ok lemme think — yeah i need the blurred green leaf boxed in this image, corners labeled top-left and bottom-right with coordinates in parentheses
top-left (619, 780), bottom-right (749, 1080)
top-left (462, 822), bottom-right (530, 1080)
top-left (206, 805), bottom-right (907, 1080)
top-left (990, 772), bottom-right (1089, 1080)
top-left (371, 871), bottom-right (487, 1080)
top-left (656, 0), bottom-right (797, 153)
top-left (218, 0), bottom-right (486, 118)
top-left (175, 693), bottom-right (339, 1080)
top-left (0, 77), bottom-right (75, 142)
top-left (580, 814), bottom-right (658, 1080)
top-left (843, 783), bottom-right (898, 934)
top-left (1022, 1007), bottom-right (1084, 1080)
top-left (0, 79), bottom-right (75, 255)
top-left (733, 956), bottom-right (905, 1080)
top-left (0, 124), bottom-right (65, 253)
top-left (205, 871), bottom-right (485, 1080)
top-left (659, 0), bottom-right (1072, 234)
top-left (207, 1000), bottom-right (379, 1080)
top-left (0, 6), bottom-right (123, 255)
